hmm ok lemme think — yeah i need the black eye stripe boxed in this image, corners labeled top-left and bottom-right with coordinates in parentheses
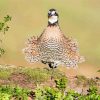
top-left (55, 12), bottom-right (59, 16)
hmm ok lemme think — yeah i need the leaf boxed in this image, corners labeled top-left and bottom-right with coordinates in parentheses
top-left (0, 48), bottom-right (5, 57)
top-left (4, 15), bottom-right (12, 22)
top-left (0, 23), bottom-right (4, 30)
top-left (4, 26), bottom-right (10, 34)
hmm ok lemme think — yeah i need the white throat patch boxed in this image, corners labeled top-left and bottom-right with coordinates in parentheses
top-left (49, 16), bottom-right (58, 24)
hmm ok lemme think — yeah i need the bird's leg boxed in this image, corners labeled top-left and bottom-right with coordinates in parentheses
top-left (48, 63), bottom-right (53, 68)
top-left (53, 63), bottom-right (57, 68)
top-left (48, 62), bottom-right (57, 68)
top-left (48, 62), bottom-right (56, 80)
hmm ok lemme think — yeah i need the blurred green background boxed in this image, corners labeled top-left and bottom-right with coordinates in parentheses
top-left (0, 0), bottom-right (100, 69)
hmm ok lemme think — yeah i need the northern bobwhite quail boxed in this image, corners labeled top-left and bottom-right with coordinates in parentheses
top-left (23, 9), bottom-right (85, 68)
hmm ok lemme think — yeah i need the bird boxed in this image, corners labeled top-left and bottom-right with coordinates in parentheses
top-left (23, 8), bottom-right (85, 69)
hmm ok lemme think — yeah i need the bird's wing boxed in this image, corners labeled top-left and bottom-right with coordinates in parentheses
top-left (67, 37), bottom-right (79, 52)
top-left (63, 36), bottom-right (85, 63)
top-left (63, 35), bottom-right (79, 52)
top-left (23, 36), bottom-right (40, 63)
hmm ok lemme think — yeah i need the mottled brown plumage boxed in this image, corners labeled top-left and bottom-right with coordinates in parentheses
top-left (23, 9), bottom-right (84, 68)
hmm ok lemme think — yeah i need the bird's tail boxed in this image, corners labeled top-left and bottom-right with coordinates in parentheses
top-left (22, 36), bottom-right (40, 63)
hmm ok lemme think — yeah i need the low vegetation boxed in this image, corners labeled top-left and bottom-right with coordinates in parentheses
top-left (0, 65), bottom-right (99, 99)
top-left (0, 80), bottom-right (99, 100)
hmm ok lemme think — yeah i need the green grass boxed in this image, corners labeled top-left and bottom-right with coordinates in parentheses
top-left (17, 67), bottom-right (66, 84)
top-left (0, 65), bottom-right (14, 79)
top-left (0, 65), bottom-right (66, 85)
top-left (20, 67), bottom-right (51, 83)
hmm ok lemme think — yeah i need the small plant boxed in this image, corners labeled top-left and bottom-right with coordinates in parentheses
top-left (84, 86), bottom-right (100, 100)
top-left (13, 86), bottom-right (30, 100)
top-left (0, 15), bottom-right (11, 57)
top-left (0, 48), bottom-right (5, 57)
top-left (45, 87), bottom-right (62, 100)
top-left (55, 77), bottom-right (68, 92)
top-left (34, 86), bottom-right (46, 100)
top-left (34, 86), bottom-right (63, 100)
top-left (64, 90), bottom-right (81, 100)
top-left (0, 85), bottom-right (30, 100)
top-left (87, 86), bottom-right (98, 95)
top-left (0, 15), bottom-right (11, 34)
top-left (0, 93), bottom-right (11, 100)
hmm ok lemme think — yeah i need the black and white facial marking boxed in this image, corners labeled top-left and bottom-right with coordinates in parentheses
top-left (48, 9), bottom-right (59, 26)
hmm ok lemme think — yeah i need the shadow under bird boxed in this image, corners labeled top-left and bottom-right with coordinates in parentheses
top-left (23, 9), bottom-right (85, 68)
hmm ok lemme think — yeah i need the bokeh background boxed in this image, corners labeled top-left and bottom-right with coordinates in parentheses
top-left (0, 0), bottom-right (100, 77)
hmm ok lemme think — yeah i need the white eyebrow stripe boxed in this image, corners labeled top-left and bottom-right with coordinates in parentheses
top-left (48, 11), bottom-right (51, 14)
top-left (51, 11), bottom-right (55, 15)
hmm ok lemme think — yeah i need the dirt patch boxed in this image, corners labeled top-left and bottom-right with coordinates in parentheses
top-left (8, 73), bottom-right (35, 89)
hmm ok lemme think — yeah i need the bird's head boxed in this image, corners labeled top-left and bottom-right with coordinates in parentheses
top-left (48, 9), bottom-right (59, 26)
